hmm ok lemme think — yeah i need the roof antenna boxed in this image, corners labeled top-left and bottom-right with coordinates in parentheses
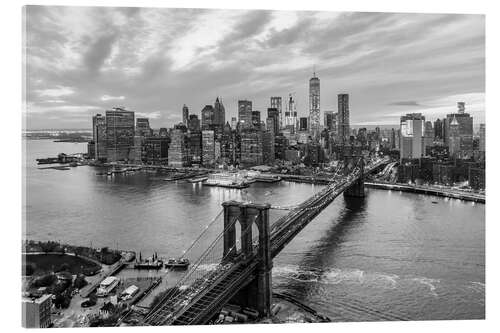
top-left (313, 64), bottom-right (316, 77)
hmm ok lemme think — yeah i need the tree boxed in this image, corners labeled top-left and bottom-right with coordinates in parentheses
top-left (73, 274), bottom-right (87, 289)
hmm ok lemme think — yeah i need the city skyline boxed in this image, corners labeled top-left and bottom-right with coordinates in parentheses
top-left (24, 7), bottom-right (485, 130)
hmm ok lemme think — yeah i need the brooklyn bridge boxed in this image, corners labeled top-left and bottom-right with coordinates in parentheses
top-left (138, 155), bottom-right (391, 325)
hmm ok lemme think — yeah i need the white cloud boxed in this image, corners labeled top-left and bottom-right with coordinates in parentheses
top-left (36, 86), bottom-right (75, 97)
top-left (101, 95), bottom-right (125, 101)
top-left (136, 111), bottom-right (161, 119)
top-left (168, 10), bottom-right (242, 71)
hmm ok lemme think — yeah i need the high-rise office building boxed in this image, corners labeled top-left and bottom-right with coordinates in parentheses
top-left (136, 117), bottom-right (151, 137)
top-left (443, 102), bottom-right (473, 157)
top-left (240, 128), bottom-right (263, 167)
top-left (92, 113), bottom-right (107, 161)
top-left (434, 118), bottom-right (443, 140)
top-left (309, 72), bottom-right (320, 135)
top-left (188, 131), bottom-right (202, 165)
top-left (266, 117), bottom-right (275, 135)
top-left (448, 116), bottom-right (461, 158)
top-left (220, 123), bottom-right (234, 165)
top-left (270, 96), bottom-right (282, 129)
top-left (159, 127), bottom-right (168, 137)
top-left (213, 97), bottom-right (225, 127)
top-left (284, 94), bottom-right (297, 130)
top-left (105, 107), bottom-right (135, 162)
top-left (399, 113), bottom-right (425, 160)
top-left (188, 114), bottom-right (200, 132)
top-left (267, 107), bottom-right (280, 135)
top-left (143, 136), bottom-right (169, 164)
top-left (324, 110), bottom-right (336, 131)
top-left (299, 117), bottom-right (308, 131)
top-left (168, 129), bottom-right (189, 167)
top-left (479, 123), bottom-right (485, 152)
top-left (262, 131), bottom-right (275, 165)
top-left (202, 130), bottom-right (215, 167)
top-left (457, 102), bottom-right (466, 113)
top-left (238, 100), bottom-right (253, 127)
top-left (424, 121), bottom-right (434, 152)
top-left (182, 104), bottom-right (189, 125)
top-left (231, 117), bottom-right (237, 129)
top-left (337, 94), bottom-right (350, 147)
top-left (251, 110), bottom-right (261, 127)
top-left (201, 105), bottom-right (214, 129)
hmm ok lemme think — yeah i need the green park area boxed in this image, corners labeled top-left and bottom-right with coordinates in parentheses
top-left (23, 253), bottom-right (101, 277)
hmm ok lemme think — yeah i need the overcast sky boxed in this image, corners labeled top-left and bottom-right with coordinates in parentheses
top-left (24, 6), bottom-right (485, 130)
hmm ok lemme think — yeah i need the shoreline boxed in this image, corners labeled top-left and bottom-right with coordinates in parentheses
top-left (365, 181), bottom-right (485, 203)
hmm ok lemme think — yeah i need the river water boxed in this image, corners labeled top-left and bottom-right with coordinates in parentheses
top-left (23, 139), bottom-right (485, 321)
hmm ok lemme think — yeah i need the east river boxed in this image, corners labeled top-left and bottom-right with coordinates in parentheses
top-left (24, 139), bottom-right (485, 321)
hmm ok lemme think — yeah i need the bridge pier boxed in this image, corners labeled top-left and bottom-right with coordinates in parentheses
top-left (221, 201), bottom-right (273, 318)
top-left (344, 153), bottom-right (366, 198)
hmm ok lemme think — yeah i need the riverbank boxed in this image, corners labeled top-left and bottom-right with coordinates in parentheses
top-left (365, 181), bottom-right (485, 203)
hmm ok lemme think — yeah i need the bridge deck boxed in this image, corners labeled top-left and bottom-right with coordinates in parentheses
top-left (144, 158), bottom-right (390, 326)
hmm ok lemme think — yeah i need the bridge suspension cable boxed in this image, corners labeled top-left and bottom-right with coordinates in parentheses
top-left (146, 213), bottom-right (261, 325)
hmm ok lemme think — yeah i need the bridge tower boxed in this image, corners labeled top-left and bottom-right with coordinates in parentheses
top-left (222, 201), bottom-right (273, 318)
top-left (343, 151), bottom-right (365, 198)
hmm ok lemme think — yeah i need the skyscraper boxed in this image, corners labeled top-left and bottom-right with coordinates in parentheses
top-left (443, 102), bottom-right (473, 158)
top-left (479, 123), bottom-right (485, 152)
top-left (213, 97), bottom-right (225, 127)
top-left (238, 100), bottom-right (252, 127)
top-left (188, 131), bottom-right (202, 165)
top-left (399, 113), bottom-right (425, 160)
top-left (424, 121), bottom-right (434, 152)
top-left (309, 72), bottom-right (320, 135)
top-left (182, 104), bottom-right (189, 125)
top-left (202, 130), bottom-right (215, 167)
top-left (267, 107), bottom-right (280, 135)
top-left (168, 129), bottom-right (189, 167)
top-left (240, 128), bottom-right (263, 167)
top-left (105, 107), bottom-right (135, 162)
top-left (270, 97), bottom-right (282, 129)
top-left (188, 114), bottom-right (200, 132)
top-left (262, 131), bottom-right (275, 165)
top-left (251, 110), bottom-right (261, 127)
top-left (337, 94), bottom-right (350, 147)
top-left (323, 111), bottom-right (336, 131)
top-left (434, 118), bottom-right (443, 141)
top-left (448, 116), bottom-right (461, 158)
top-left (299, 117), bottom-right (308, 131)
top-left (136, 118), bottom-right (151, 137)
top-left (284, 94), bottom-right (297, 130)
top-left (92, 113), bottom-right (106, 161)
top-left (201, 105), bottom-right (214, 130)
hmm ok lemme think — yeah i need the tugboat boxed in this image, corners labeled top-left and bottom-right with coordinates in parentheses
top-left (164, 258), bottom-right (190, 270)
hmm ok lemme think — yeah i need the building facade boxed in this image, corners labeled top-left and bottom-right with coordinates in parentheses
top-left (22, 295), bottom-right (52, 328)
top-left (92, 113), bottom-right (107, 161)
top-left (337, 94), bottom-right (350, 148)
top-left (400, 113), bottom-right (425, 160)
top-left (105, 108), bottom-right (135, 162)
top-left (309, 73), bottom-right (320, 135)
top-left (270, 96), bottom-right (282, 129)
top-left (168, 129), bottom-right (189, 167)
top-left (202, 130), bottom-right (216, 167)
top-left (238, 100), bottom-right (253, 128)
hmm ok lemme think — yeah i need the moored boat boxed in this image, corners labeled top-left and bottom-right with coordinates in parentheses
top-left (164, 258), bottom-right (190, 270)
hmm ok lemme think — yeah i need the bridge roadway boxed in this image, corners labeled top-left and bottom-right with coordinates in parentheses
top-left (144, 157), bottom-right (390, 326)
